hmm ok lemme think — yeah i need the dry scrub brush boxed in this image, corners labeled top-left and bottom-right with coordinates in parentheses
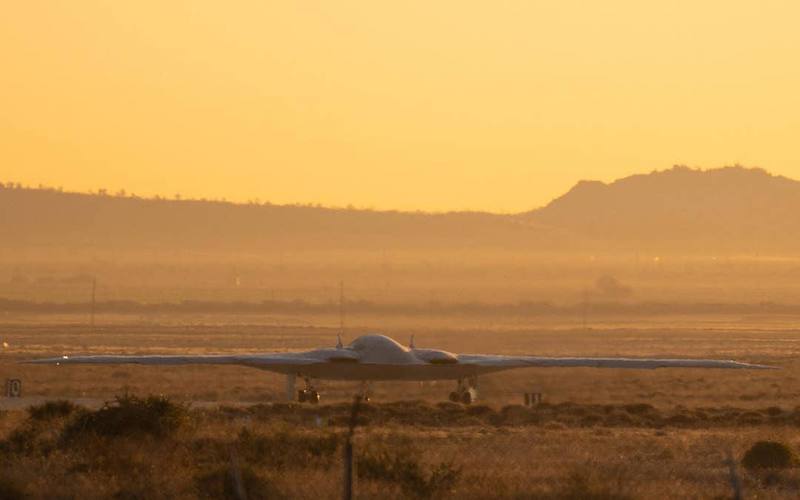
top-left (1, 397), bottom-right (800, 498)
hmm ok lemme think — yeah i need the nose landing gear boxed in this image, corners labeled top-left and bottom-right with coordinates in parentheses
top-left (359, 381), bottom-right (372, 403)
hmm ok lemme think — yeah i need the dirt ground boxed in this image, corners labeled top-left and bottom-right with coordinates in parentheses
top-left (0, 312), bottom-right (799, 498)
top-left (0, 312), bottom-right (796, 407)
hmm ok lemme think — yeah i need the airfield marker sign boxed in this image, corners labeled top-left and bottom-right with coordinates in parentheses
top-left (5, 378), bottom-right (22, 398)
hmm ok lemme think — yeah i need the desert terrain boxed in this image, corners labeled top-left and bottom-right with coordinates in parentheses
top-left (2, 170), bottom-right (800, 498)
top-left (6, 0), bottom-right (800, 494)
top-left (0, 309), bottom-right (798, 498)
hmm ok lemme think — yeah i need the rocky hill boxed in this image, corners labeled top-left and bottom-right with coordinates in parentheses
top-left (3, 166), bottom-right (799, 254)
top-left (524, 166), bottom-right (800, 253)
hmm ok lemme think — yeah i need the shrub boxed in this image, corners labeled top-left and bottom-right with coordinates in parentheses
top-left (604, 411), bottom-right (636, 427)
top-left (1, 416), bottom-right (66, 456)
top-left (236, 428), bottom-right (339, 469)
top-left (357, 444), bottom-right (461, 499)
top-left (579, 414), bottom-right (604, 427)
top-left (2, 426), bottom-right (42, 455)
top-left (665, 414), bottom-right (696, 427)
top-left (622, 403), bottom-right (655, 415)
top-left (500, 405), bottom-right (534, 425)
top-left (556, 469), bottom-right (632, 500)
top-left (742, 441), bottom-right (796, 470)
top-left (738, 412), bottom-right (765, 426)
top-left (27, 400), bottom-right (78, 421)
top-left (435, 402), bottom-right (464, 413)
top-left (62, 394), bottom-right (190, 441)
top-left (466, 405), bottom-right (493, 417)
top-left (765, 406), bottom-right (783, 417)
top-left (196, 465), bottom-right (285, 500)
top-left (1, 400), bottom-right (81, 455)
top-left (0, 475), bottom-right (26, 500)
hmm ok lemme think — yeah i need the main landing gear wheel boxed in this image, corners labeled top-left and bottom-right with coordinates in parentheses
top-left (297, 377), bottom-right (320, 404)
top-left (297, 389), bottom-right (320, 404)
top-left (448, 377), bottom-right (478, 404)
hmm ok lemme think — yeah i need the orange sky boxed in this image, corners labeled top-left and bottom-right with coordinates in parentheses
top-left (2, 1), bottom-right (799, 212)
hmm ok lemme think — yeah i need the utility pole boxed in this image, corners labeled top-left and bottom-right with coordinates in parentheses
top-left (90, 276), bottom-right (97, 331)
top-left (343, 395), bottom-right (362, 500)
top-left (581, 288), bottom-right (589, 332)
top-left (339, 280), bottom-right (345, 336)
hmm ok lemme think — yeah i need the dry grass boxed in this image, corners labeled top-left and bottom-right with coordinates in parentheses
top-left (1, 398), bottom-right (800, 498)
top-left (0, 314), bottom-right (799, 497)
top-left (0, 317), bottom-right (795, 408)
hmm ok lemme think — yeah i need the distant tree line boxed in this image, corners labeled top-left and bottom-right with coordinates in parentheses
top-left (0, 181), bottom-right (451, 214)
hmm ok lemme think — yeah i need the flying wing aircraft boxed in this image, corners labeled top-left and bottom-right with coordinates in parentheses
top-left (28, 334), bottom-right (773, 404)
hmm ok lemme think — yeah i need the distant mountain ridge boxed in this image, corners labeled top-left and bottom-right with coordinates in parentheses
top-left (0, 184), bottom-right (568, 252)
top-left (3, 166), bottom-right (800, 253)
top-left (525, 166), bottom-right (800, 252)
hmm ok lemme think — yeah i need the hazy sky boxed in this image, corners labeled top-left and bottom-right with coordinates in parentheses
top-left (2, 1), bottom-right (799, 212)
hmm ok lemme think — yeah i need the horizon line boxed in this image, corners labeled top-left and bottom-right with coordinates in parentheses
top-left (1, 164), bottom-right (782, 216)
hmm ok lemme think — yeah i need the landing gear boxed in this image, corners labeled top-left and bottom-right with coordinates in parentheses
top-left (359, 381), bottom-right (372, 403)
top-left (297, 377), bottom-right (320, 404)
top-left (448, 377), bottom-right (478, 404)
top-left (297, 389), bottom-right (320, 404)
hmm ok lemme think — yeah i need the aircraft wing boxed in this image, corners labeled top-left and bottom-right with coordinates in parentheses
top-left (25, 353), bottom-right (324, 373)
top-left (457, 354), bottom-right (775, 370)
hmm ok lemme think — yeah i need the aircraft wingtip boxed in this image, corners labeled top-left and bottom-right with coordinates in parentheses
top-left (745, 362), bottom-right (778, 370)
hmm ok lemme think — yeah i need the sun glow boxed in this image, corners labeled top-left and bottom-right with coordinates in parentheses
top-left (2, 1), bottom-right (799, 211)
